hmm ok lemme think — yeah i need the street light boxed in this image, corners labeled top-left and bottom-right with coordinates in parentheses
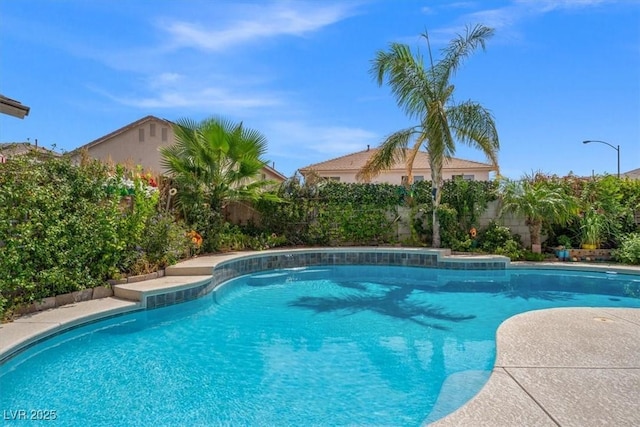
top-left (582, 140), bottom-right (620, 178)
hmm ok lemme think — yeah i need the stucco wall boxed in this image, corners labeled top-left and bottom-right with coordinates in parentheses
top-left (312, 169), bottom-right (491, 184)
top-left (86, 120), bottom-right (174, 174)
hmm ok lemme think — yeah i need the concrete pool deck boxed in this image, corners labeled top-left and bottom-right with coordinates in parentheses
top-left (1, 250), bottom-right (639, 426)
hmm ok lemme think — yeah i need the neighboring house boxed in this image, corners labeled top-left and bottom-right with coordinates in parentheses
top-left (298, 147), bottom-right (497, 184)
top-left (70, 115), bottom-right (287, 182)
top-left (0, 94), bottom-right (30, 119)
top-left (0, 141), bottom-right (60, 163)
top-left (622, 168), bottom-right (640, 180)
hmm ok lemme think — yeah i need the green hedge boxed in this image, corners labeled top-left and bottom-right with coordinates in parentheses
top-left (0, 155), bottom-right (191, 318)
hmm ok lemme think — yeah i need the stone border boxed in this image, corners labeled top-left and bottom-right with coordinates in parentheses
top-left (13, 285), bottom-right (115, 316)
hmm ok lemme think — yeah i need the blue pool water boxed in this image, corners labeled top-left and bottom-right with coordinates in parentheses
top-left (1, 266), bottom-right (639, 426)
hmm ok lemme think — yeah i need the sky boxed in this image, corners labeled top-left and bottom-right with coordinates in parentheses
top-left (1, 0), bottom-right (639, 179)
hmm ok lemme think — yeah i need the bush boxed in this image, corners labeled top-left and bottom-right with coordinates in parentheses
top-left (477, 221), bottom-right (524, 259)
top-left (0, 156), bottom-right (192, 319)
top-left (0, 156), bottom-right (127, 317)
top-left (612, 233), bottom-right (640, 265)
top-left (139, 213), bottom-right (191, 270)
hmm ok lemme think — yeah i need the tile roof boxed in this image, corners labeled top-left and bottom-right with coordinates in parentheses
top-left (0, 142), bottom-right (60, 157)
top-left (623, 168), bottom-right (640, 179)
top-left (298, 148), bottom-right (496, 173)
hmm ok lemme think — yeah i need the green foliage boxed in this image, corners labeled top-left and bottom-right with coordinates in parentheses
top-left (210, 223), bottom-right (287, 252)
top-left (477, 221), bottom-right (523, 258)
top-left (0, 156), bottom-right (124, 316)
top-left (499, 174), bottom-right (578, 247)
top-left (437, 180), bottom-right (498, 249)
top-left (160, 116), bottom-right (280, 250)
top-left (139, 213), bottom-right (191, 270)
top-left (612, 233), bottom-right (640, 265)
top-left (363, 24), bottom-right (499, 248)
top-left (256, 178), bottom-right (402, 247)
top-left (556, 235), bottom-right (573, 249)
top-left (493, 240), bottom-right (525, 260)
top-left (441, 179), bottom-right (498, 230)
top-left (521, 251), bottom-right (545, 261)
top-left (0, 155), bottom-right (192, 319)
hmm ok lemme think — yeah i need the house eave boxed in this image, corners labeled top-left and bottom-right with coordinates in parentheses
top-left (0, 96), bottom-right (30, 119)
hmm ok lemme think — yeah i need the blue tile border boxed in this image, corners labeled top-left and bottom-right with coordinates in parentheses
top-left (144, 249), bottom-right (509, 310)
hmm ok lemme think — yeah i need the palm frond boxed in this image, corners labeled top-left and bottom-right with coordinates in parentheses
top-left (447, 101), bottom-right (500, 170)
top-left (356, 128), bottom-right (416, 181)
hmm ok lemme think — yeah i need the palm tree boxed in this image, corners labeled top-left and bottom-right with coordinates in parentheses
top-left (357, 24), bottom-right (500, 248)
top-left (499, 174), bottom-right (578, 250)
top-left (160, 116), bottom-right (278, 225)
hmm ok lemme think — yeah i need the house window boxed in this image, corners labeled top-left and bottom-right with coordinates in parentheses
top-left (402, 176), bottom-right (424, 184)
top-left (261, 173), bottom-right (266, 181)
top-left (328, 177), bottom-right (341, 182)
top-left (138, 129), bottom-right (145, 142)
top-left (150, 123), bottom-right (156, 137)
top-left (453, 174), bottom-right (475, 181)
top-left (161, 128), bottom-right (168, 142)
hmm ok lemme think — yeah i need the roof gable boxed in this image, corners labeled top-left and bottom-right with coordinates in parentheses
top-left (72, 115), bottom-right (173, 153)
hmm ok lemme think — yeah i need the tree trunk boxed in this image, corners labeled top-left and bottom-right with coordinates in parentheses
top-left (431, 167), bottom-right (442, 248)
top-left (528, 221), bottom-right (542, 247)
top-left (432, 207), bottom-right (440, 248)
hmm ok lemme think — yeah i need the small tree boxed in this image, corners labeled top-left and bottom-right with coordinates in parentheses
top-left (160, 116), bottom-right (279, 250)
top-left (499, 174), bottom-right (577, 250)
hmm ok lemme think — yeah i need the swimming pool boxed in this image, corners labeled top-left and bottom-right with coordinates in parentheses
top-left (1, 264), bottom-right (639, 426)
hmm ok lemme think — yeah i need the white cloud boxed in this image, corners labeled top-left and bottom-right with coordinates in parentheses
top-left (514, 0), bottom-right (611, 12)
top-left (428, 0), bottom-right (617, 46)
top-left (267, 120), bottom-right (378, 156)
top-left (160, 2), bottom-right (359, 52)
top-left (147, 72), bottom-right (183, 89)
top-left (103, 86), bottom-right (282, 110)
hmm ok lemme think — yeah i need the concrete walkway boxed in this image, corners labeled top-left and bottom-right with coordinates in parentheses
top-left (430, 307), bottom-right (640, 426)
top-left (1, 252), bottom-right (638, 426)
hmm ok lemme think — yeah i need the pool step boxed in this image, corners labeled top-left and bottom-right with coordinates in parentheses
top-left (113, 275), bottom-right (212, 304)
top-left (165, 264), bottom-right (214, 276)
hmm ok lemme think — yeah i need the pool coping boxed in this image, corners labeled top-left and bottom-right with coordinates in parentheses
top-left (1, 247), bottom-right (639, 426)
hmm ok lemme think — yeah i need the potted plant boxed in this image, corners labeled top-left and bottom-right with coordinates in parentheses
top-left (580, 209), bottom-right (604, 249)
top-left (556, 235), bottom-right (572, 260)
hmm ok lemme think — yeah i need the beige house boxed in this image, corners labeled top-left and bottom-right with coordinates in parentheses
top-left (71, 115), bottom-right (287, 181)
top-left (298, 147), bottom-right (497, 184)
top-left (622, 168), bottom-right (640, 180)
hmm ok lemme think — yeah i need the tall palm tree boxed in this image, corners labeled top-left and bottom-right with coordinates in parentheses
top-left (357, 24), bottom-right (500, 248)
top-left (160, 116), bottom-right (277, 224)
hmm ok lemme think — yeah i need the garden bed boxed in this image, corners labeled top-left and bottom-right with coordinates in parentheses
top-left (567, 249), bottom-right (612, 262)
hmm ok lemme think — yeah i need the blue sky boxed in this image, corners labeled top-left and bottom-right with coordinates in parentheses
top-left (1, 0), bottom-right (638, 179)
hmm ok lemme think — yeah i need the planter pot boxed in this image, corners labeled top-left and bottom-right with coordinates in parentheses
top-left (581, 243), bottom-right (597, 250)
top-left (555, 249), bottom-right (570, 260)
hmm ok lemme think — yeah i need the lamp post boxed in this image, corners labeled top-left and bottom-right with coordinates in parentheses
top-left (582, 140), bottom-right (620, 178)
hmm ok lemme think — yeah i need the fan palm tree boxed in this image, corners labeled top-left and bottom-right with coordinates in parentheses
top-left (357, 24), bottom-right (500, 248)
top-left (499, 174), bottom-right (578, 250)
top-left (160, 116), bottom-right (278, 225)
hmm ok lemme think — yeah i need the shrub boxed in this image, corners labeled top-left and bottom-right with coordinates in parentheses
top-left (612, 233), bottom-right (640, 265)
top-left (0, 155), bottom-right (127, 317)
top-left (494, 240), bottom-right (525, 260)
top-left (476, 221), bottom-right (524, 259)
